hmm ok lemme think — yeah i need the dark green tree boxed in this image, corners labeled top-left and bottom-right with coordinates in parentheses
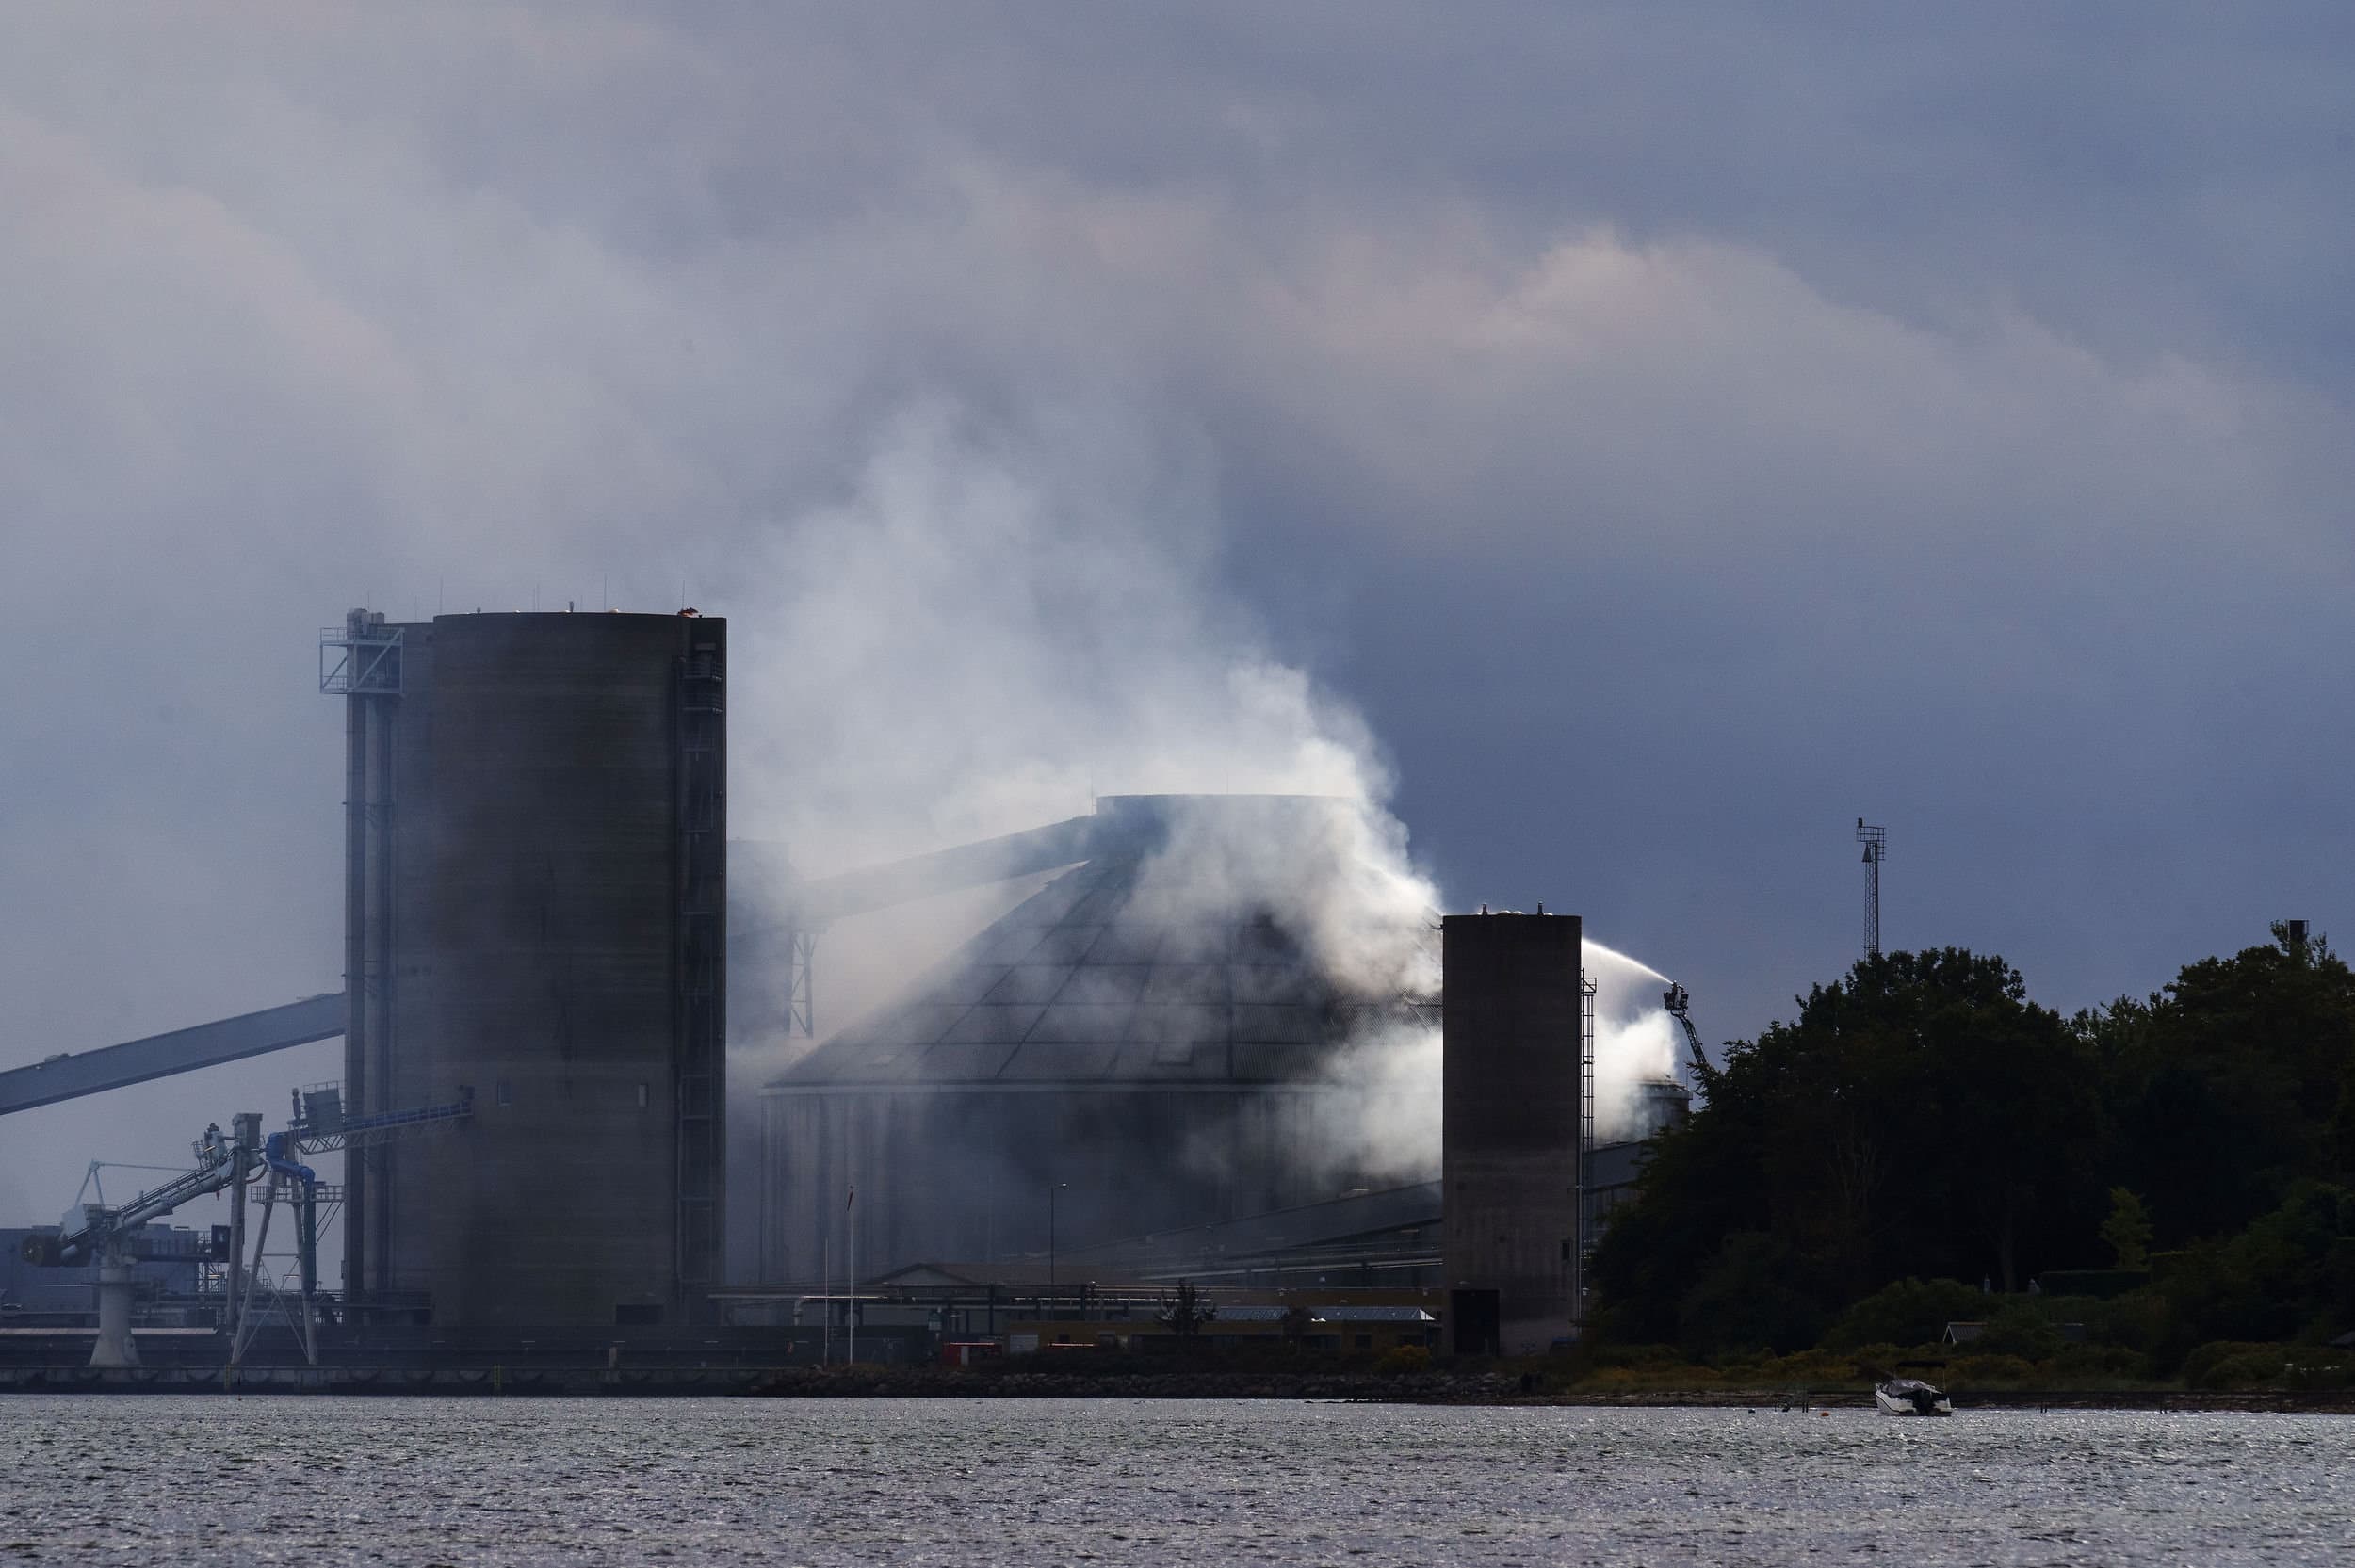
top-left (1157, 1280), bottom-right (1218, 1346)
top-left (2155, 1183), bottom-right (2355, 1351)
top-left (2101, 1188), bottom-right (2153, 1270)
top-left (1821, 1276), bottom-right (1990, 1350)
top-left (1590, 948), bottom-right (2100, 1350)
top-left (1278, 1302), bottom-right (1315, 1350)
top-left (2081, 925), bottom-right (2355, 1246)
top-left (1675, 1232), bottom-right (1826, 1357)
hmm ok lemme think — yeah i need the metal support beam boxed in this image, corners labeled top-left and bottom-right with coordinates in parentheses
top-left (223, 1113), bottom-right (260, 1338)
top-left (788, 929), bottom-right (816, 1038)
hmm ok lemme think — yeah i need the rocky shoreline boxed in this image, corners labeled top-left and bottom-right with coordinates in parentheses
top-left (743, 1365), bottom-right (2355, 1413)
top-left (6, 1361), bottom-right (2349, 1409)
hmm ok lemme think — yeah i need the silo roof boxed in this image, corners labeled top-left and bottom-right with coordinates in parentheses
top-left (771, 849), bottom-right (1410, 1090)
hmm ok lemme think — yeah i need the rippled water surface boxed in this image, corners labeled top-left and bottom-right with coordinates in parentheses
top-left (3, 1397), bottom-right (2351, 1565)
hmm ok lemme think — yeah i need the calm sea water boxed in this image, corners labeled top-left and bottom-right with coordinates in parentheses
top-left (2, 1396), bottom-right (2349, 1565)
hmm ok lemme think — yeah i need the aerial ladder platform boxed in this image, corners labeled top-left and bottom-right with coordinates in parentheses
top-left (1663, 982), bottom-right (1713, 1086)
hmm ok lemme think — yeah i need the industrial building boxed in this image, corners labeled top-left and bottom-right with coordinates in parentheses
top-left (758, 792), bottom-right (1433, 1282)
top-left (0, 1224), bottom-right (219, 1325)
top-left (0, 606), bottom-right (1704, 1366)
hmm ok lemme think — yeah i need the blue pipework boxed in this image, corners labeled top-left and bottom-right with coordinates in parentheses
top-left (263, 1129), bottom-right (323, 1304)
top-left (263, 1131), bottom-right (317, 1188)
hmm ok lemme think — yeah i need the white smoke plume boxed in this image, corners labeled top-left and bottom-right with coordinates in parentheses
top-left (722, 406), bottom-right (1452, 1267)
top-left (1322, 936), bottom-right (1687, 1188)
top-left (1131, 795), bottom-right (1441, 994)
top-left (1584, 940), bottom-right (1686, 1141)
top-left (1323, 1016), bottom-right (1444, 1187)
top-left (727, 402), bottom-right (1439, 1035)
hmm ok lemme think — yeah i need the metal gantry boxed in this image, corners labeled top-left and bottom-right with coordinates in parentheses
top-left (230, 1168), bottom-right (318, 1367)
top-left (326, 609), bottom-right (403, 1310)
top-left (235, 1085), bottom-right (472, 1364)
top-left (1856, 818), bottom-right (1888, 958)
top-left (317, 617), bottom-right (403, 695)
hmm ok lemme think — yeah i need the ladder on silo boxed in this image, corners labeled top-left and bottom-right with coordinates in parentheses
top-left (1576, 973), bottom-right (1597, 1326)
top-left (674, 636), bottom-right (726, 1316)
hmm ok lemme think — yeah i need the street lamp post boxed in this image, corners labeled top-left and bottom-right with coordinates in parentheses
top-left (1048, 1182), bottom-right (1067, 1317)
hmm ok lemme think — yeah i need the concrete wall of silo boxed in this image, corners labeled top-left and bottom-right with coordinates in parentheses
top-left (1440, 911), bottom-right (1582, 1355)
top-left (345, 610), bottom-right (724, 1328)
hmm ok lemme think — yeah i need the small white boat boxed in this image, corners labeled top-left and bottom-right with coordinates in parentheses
top-left (1875, 1377), bottom-right (1953, 1416)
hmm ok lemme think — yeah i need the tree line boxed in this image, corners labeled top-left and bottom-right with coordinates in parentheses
top-left (1588, 925), bottom-right (2355, 1369)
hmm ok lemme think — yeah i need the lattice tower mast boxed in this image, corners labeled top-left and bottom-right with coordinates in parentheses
top-left (1856, 818), bottom-right (1887, 958)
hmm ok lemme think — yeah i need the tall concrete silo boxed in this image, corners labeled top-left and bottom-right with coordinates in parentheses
top-left (331, 609), bottom-right (724, 1327)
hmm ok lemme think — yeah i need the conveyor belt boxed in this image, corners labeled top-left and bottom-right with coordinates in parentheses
top-left (0, 994), bottom-right (346, 1117)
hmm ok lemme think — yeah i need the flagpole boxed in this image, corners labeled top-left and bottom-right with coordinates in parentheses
top-left (847, 1185), bottom-right (857, 1367)
top-left (821, 1228), bottom-right (831, 1367)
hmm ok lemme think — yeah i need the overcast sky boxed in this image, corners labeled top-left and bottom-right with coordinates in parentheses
top-left (4, 3), bottom-right (2352, 1225)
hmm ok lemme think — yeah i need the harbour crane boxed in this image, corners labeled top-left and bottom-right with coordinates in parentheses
top-left (22, 1113), bottom-right (266, 1367)
top-left (21, 1086), bottom-right (474, 1367)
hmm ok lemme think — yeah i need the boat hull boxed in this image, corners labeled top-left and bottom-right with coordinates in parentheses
top-left (1875, 1384), bottom-right (1954, 1416)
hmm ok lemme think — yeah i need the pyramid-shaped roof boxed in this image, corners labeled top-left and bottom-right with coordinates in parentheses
top-left (771, 799), bottom-right (1416, 1089)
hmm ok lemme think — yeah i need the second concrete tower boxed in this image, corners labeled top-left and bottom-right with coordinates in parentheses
top-left (1441, 910), bottom-right (1582, 1354)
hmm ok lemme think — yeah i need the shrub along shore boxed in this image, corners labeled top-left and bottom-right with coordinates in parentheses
top-left (736, 1356), bottom-right (2355, 1410)
top-left (733, 1329), bottom-right (2355, 1408)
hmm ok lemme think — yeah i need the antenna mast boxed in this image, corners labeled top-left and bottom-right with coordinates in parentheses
top-left (1855, 818), bottom-right (1887, 957)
